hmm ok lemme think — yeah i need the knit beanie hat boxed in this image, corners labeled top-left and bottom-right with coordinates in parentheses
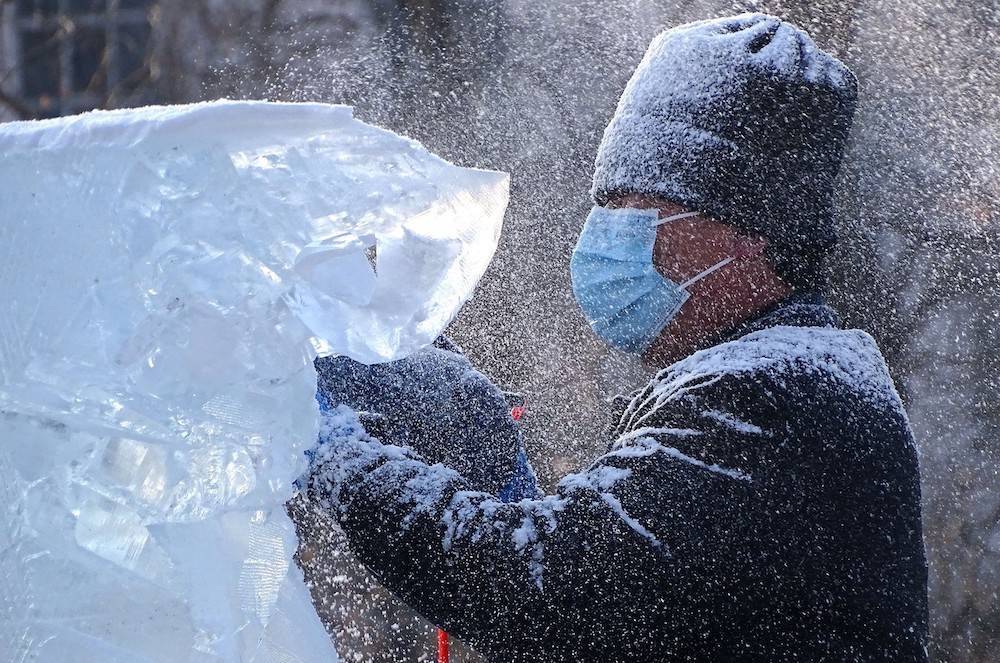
top-left (591, 13), bottom-right (858, 285)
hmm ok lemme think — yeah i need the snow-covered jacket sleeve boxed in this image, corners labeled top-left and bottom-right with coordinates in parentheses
top-left (307, 399), bottom-right (756, 660)
top-left (308, 322), bottom-right (928, 662)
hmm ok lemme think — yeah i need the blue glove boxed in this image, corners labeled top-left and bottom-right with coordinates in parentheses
top-left (313, 339), bottom-right (530, 495)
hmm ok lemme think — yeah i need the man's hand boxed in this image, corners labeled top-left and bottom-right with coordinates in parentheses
top-left (313, 342), bottom-right (521, 494)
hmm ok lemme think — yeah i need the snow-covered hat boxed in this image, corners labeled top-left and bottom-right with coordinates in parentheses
top-left (592, 13), bottom-right (858, 278)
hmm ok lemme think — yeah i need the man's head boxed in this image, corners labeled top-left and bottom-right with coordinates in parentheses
top-left (606, 194), bottom-right (791, 365)
top-left (576, 13), bottom-right (857, 364)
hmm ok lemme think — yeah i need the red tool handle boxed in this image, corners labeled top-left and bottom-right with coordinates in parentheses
top-left (437, 628), bottom-right (450, 663)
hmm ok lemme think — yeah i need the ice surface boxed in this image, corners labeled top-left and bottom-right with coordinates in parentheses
top-left (0, 100), bottom-right (508, 662)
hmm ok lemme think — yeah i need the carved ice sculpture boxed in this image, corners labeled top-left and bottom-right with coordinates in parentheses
top-left (0, 100), bottom-right (508, 662)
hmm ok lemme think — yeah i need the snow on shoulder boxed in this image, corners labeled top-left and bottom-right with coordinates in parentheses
top-left (647, 325), bottom-right (904, 412)
top-left (0, 100), bottom-right (508, 663)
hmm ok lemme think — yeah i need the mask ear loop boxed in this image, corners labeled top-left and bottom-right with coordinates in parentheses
top-left (654, 210), bottom-right (701, 226)
top-left (653, 209), bottom-right (730, 289)
top-left (679, 256), bottom-right (736, 290)
top-left (677, 242), bottom-right (767, 291)
top-left (654, 210), bottom-right (769, 290)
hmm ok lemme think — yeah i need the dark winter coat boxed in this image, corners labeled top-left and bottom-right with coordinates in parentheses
top-left (308, 296), bottom-right (929, 662)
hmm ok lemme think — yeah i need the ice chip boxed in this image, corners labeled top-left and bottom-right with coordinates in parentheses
top-left (0, 100), bottom-right (509, 662)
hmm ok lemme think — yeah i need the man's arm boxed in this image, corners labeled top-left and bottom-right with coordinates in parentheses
top-left (307, 406), bottom-right (755, 660)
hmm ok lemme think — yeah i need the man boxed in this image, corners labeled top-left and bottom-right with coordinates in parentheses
top-left (306, 13), bottom-right (929, 662)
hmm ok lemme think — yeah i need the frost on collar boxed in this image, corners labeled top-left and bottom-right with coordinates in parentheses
top-left (624, 325), bottom-right (905, 434)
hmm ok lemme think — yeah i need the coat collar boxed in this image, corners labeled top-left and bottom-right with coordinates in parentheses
top-left (723, 291), bottom-right (839, 343)
top-left (610, 293), bottom-right (839, 434)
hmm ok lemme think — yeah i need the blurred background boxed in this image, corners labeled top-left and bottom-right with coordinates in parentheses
top-left (1, 1), bottom-right (997, 661)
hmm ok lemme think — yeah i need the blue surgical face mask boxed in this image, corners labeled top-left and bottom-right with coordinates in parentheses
top-left (570, 206), bottom-right (735, 353)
